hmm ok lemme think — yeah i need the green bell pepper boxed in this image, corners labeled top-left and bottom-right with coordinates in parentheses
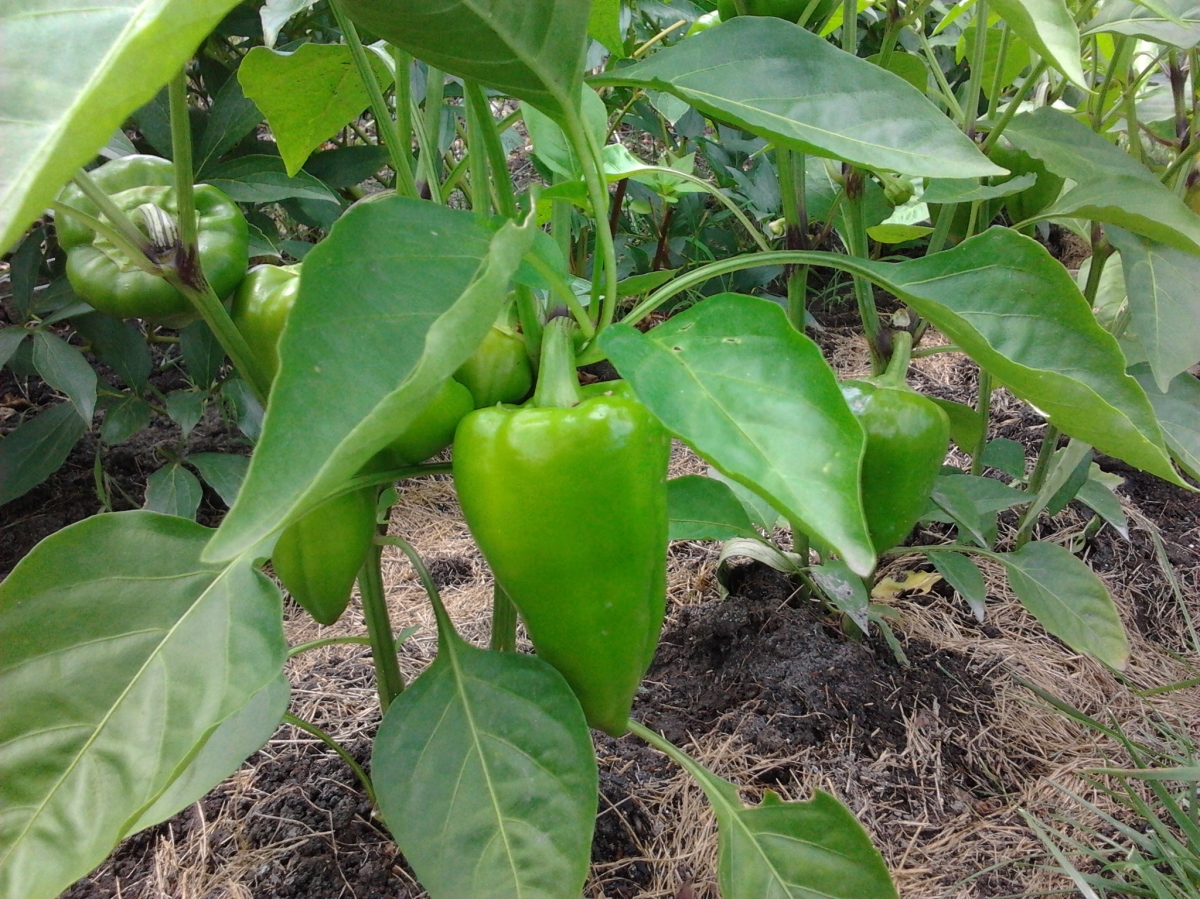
top-left (840, 331), bottom-right (950, 554)
top-left (57, 155), bottom-right (249, 324)
top-left (273, 488), bottom-right (377, 626)
top-left (718, 0), bottom-right (826, 23)
top-left (231, 263), bottom-right (302, 381)
top-left (453, 318), bottom-right (671, 736)
top-left (453, 320), bottom-right (533, 408)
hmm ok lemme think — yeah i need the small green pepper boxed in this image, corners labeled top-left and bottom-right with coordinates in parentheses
top-left (453, 321), bottom-right (533, 408)
top-left (57, 155), bottom-right (249, 325)
top-left (231, 264), bottom-right (301, 380)
top-left (453, 318), bottom-right (671, 735)
top-left (840, 331), bottom-right (950, 554)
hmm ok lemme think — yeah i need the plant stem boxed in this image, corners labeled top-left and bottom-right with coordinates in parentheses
top-left (284, 713), bottom-right (378, 806)
top-left (841, 0), bottom-right (857, 53)
top-left (168, 70), bottom-right (198, 250)
top-left (563, 103), bottom-right (619, 335)
top-left (359, 540), bottom-right (405, 711)
top-left (777, 148), bottom-right (811, 331)
top-left (524, 249), bottom-right (593, 338)
top-left (51, 202), bottom-right (160, 274)
top-left (422, 66), bottom-right (446, 195)
top-left (69, 170), bottom-right (157, 257)
top-left (533, 317), bottom-right (583, 408)
top-left (465, 82), bottom-right (518, 217)
top-left (1026, 424), bottom-right (1061, 495)
top-left (288, 635), bottom-right (373, 657)
top-left (383, 535), bottom-right (459, 644)
top-left (843, 170), bottom-right (885, 373)
top-left (981, 59), bottom-right (1049, 151)
top-left (916, 25), bottom-right (966, 121)
top-left (970, 369), bottom-right (992, 475)
top-left (963, 0), bottom-right (990, 139)
top-left (489, 582), bottom-right (518, 652)
top-left (463, 81), bottom-right (491, 216)
top-left (390, 46), bottom-right (417, 177)
top-left (329, 0), bottom-right (418, 199)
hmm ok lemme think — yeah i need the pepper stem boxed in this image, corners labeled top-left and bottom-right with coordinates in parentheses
top-left (532, 317), bottom-right (583, 409)
top-left (879, 329), bottom-right (913, 388)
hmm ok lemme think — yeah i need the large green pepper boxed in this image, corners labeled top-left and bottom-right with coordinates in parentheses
top-left (453, 318), bottom-right (671, 736)
top-left (57, 155), bottom-right (249, 324)
top-left (717, 0), bottom-right (837, 25)
top-left (840, 331), bottom-right (950, 554)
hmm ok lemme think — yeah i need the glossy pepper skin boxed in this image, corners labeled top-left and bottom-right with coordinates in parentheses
top-left (57, 156), bottom-right (249, 324)
top-left (231, 264), bottom-right (301, 380)
top-left (718, 0), bottom-right (820, 22)
top-left (453, 323), bottom-right (532, 408)
top-left (453, 319), bottom-right (671, 736)
top-left (272, 489), bottom-right (377, 625)
top-left (840, 332), bottom-right (950, 554)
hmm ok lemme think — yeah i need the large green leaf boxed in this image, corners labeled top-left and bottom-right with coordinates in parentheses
top-left (1105, 227), bottom-right (1200, 392)
top-left (601, 294), bottom-right (875, 576)
top-left (338, 0), bottom-right (589, 125)
top-left (999, 540), bottom-right (1130, 669)
top-left (591, 17), bottom-right (1002, 178)
top-left (0, 512), bottom-right (287, 899)
top-left (0, 0), bottom-right (240, 253)
top-left (853, 228), bottom-right (1183, 486)
top-left (205, 197), bottom-right (534, 562)
top-left (1004, 108), bottom-right (1200, 254)
top-left (1132, 365), bottom-right (1200, 480)
top-left (1084, 0), bottom-right (1200, 49)
top-left (0, 403), bottom-right (88, 507)
top-left (990, 0), bottom-right (1086, 86)
top-left (373, 620), bottom-right (597, 899)
top-left (238, 44), bottom-right (393, 176)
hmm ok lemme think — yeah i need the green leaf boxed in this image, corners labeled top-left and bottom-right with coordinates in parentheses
top-left (1084, 0), bottom-right (1200, 49)
top-left (709, 467), bottom-right (788, 532)
top-left (1004, 108), bottom-right (1200, 254)
top-left (372, 628), bottom-right (597, 899)
top-left (204, 155), bottom-right (342, 204)
top-left (1105, 227), bottom-right (1200, 392)
top-left (165, 390), bottom-right (206, 438)
top-left (867, 51), bottom-right (930, 92)
top-left (811, 559), bottom-right (870, 632)
top-left (957, 26), bottom-right (1033, 99)
top-left (7, 228), bottom-right (42, 321)
top-left (0, 403), bottom-right (87, 507)
top-left (339, 0), bottom-right (589, 125)
top-left (70, 312), bottom-right (152, 390)
top-left (31, 331), bottom-right (97, 423)
top-left (932, 473), bottom-right (1025, 547)
top-left (127, 675), bottom-right (289, 833)
top-left (0, 512), bottom-right (286, 899)
top-left (180, 319), bottom-right (226, 388)
top-left (1131, 365), bottom-right (1200, 481)
top-left (989, 0), bottom-right (1086, 87)
top-left (304, 145), bottom-right (390, 188)
top-left (980, 437), bottom-right (1027, 478)
top-left (930, 396), bottom-right (986, 452)
top-left (144, 463), bottom-right (204, 519)
top-left (205, 197), bottom-right (534, 562)
top-left (195, 71), bottom-right (264, 176)
top-left (601, 294), bottom-right (875, 576)
top-left (592, 18), bottom-right (1002, 178)
top-left (589, 0), bottom-right (624, 54)
top-left (922, 172), bottom-right (1038, 204)
top-left (926, 551), bottom-right (988, 621)
top-left (668, 475), bottom-right (760, 541)
top-left (100, 396), bottom-right (153, 445)
top-left (0, 328), bottom-right (26, 369)
top-left (239, 44), bottom-right (392, 177)
top-left (1044, 446), bottom-right (1092, 515)
top-left (0, 0), bottom-right (241, 252)
top-left (1076, 464), bottom-right (1129, 540)
top-left (854, 228), bottom-right (1183, 485)
top-left (999, 540), bottom-right (1130, 669)
top-left (187, 452), bottom-right (250, 508)
top-left (522, 87), bottom-right (609, 181)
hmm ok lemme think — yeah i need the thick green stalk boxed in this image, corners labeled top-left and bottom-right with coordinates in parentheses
top-left (533, 317), bottom-right (583, 408)
top-left (69, 170), bottom-right (157, 257)
top-left (168, 70), bottom-right (198, 250)
top-left (463, 82), bottom-right (491, 216)
top-left (984, 24), bottom-right (1012, 120)
top-left (776, 148), bottom-right (811, 332)
top-left (917, 25), bottom-right (966, 120)
top-left (970, 369), bottom-right (992, 476)
top-left (329, 0), bottom-right (419, 199)
top-left (489, 583), bottom-right (518, 652)
top-left (981, 59), bottom-right (1049, 151)
top-left (843, 171), bottom-right (885, 373)
top-left (465, 82), bottom-right (518, 218)
top-left (389, 46), bottom-right (416, 177)
top-left (51, 201), bottom-right (158, 274)
top-left (359, 540), bottom-right (405, 711)
top-left (879, 328), bottom-right (913, 387)
top-left (841, 0), bottom-right (857, 52)
top-left (423, 67), bottom-right (446, 188)
top-left (963, 0), bottom-right (990, 139)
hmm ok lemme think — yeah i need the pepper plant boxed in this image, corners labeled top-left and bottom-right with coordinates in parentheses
top-left (2, 0), bottom-right (1199, 897)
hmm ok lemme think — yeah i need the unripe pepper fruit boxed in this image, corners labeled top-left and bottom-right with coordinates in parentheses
top-left (840, 330), bottom-right (950, 554)
top-left (453, 318), bottom-right (671, 735)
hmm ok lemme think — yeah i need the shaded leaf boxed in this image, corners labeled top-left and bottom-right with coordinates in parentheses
top-left (923, 172), bottom-right (1037, 204)
top-left (668, 475), bottom-right (759, 541)
top-left (204, 155), bottom-right (342, 204)
top-left (0, 403), bottom-right (87, 506)
top-left (31, 331), bottom-right (97, 423)
top-left (165, 391), bottom-right (205, 438)
top-left (1000, 540), bottom-right (1129, 669)
top-left (980, 437), bottom-right (1027, 478)
top-left (1131, 365), bottom-right (1200, 480)
top-left (100, 396), bottom-right (153, 445)
top-left (592, 17), bottom-right (1002, 178)
top-left (601, 294), bottom-right (875, 576)
top-left (144, 463), bottom-right (204, 519)
top-left (1076, 464), bottom-right (1129, 540)
top-left (187, 452), bottom-right (250, 508)
top-left (0, 328), bottom-right (27, 369)
top-left (70, 312), bottom-right (152, 390)
top-left (195, 71), bottom-right (263, 176)
top-left (811, 559), bottom-right (870, 632)
top-left (926, 551), bottom-right (988, 621)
